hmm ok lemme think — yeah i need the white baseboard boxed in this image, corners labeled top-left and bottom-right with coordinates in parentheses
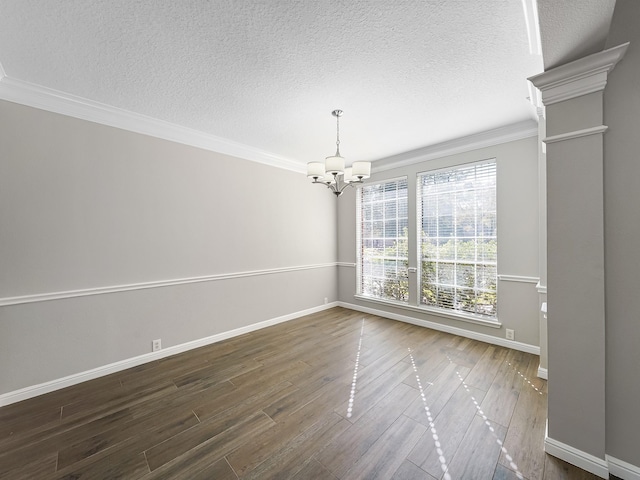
top-left (544, 435), bottom-right (609, 479)
top-left (339, 301), bottom-right (540, 355)
top-left (0, 302), bottom-right (338, 407)
top-left (607, 455), bottom-right (640, 480)
top-left (537, 366), bottom-right (548, 379)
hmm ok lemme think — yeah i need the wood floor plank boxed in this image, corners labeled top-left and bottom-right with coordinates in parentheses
top-left (145, 382), bottom-right (290, 472)
top-left (543, 455), bottom-right (601, 480)
top-left (0, 374), bottom-right (122, 424)
top-left (445, 414), bottom-right (509, 479)
top-left (60, 380), bottom-right (178, 421)
top-left (391, 460), bottom-right (438, 480)
top-left (407, 383), bottom-right (486, 478)
top-left (494, 463), bottom-right (527, 480)
top-left (315, 382), bottom-right (419, 478)
top-left (0, 452), bottom-right (57, 480)
top-left (342, 414), bottom-right (427, 480)
top-left (142, 412), bottom-right (275, 479)
top-left (0, 405), bottom-right (62, 443)
top-left (186, 457), bottom-right (238, 480)
top-left (291, 458), bottom-right (340, 480)
top-left (171, 358), bottom-right (261, 388)
top-left (0, 408), bottom-right (134, 473)
top-left (462, 344), bottom-right (509, 391)
top-left (192, 380), bottom-right (297, 423)
top-left (333, 358), bottom-right (415, 423)
top-left (56, 408), bottom-right (199, 470)
top-left (228, 359), bottom-right (311, 389)
top-left (480, 350), bottom-right (526, 428)
top-left (241, 413), bottom-right (351, 480)
top-left (403, 362), bottom-right (472, 426)
top-left (226, 382), bottom-right (351, 476)
top-left (498, 378), bottom-right (547, 480)
top-left (54, 451), bottom-right (149, 480)
top-left (262, 370), bottom-right (350, 423)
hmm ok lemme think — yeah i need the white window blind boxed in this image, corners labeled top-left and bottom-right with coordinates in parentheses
top-left (418, 161), bottom-right (497, 318)
top-left (357, 178), bottom-right (409, 302)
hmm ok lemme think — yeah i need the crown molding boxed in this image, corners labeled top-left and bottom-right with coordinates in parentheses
top-left (372, 120), bottom-right (538, 173)
top-left (0, 75), bottom-right (306, 174)
top-left (521, 0), bottom-right (542, 56)
top-left (528, 42), bottom-right (629, 106)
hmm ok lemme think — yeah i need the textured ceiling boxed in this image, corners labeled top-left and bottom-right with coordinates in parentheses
top-left (537, 0), bottom-right (616, 69)
top-left (0, 1), bottom-right (545, 166)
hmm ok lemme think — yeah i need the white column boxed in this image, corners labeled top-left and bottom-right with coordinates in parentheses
top-left (528, 42), bottom-right (628, 477)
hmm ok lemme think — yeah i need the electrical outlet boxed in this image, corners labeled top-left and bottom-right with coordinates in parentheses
top-left (152, 339), bottom-right (162, 352)
top-left (506, 329), bottom-right (515, 341)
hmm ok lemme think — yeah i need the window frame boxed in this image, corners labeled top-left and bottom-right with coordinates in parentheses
top-left (356, 176), bottom-right (409, 304)
top-left (417, 159), bottom-right (498, 321)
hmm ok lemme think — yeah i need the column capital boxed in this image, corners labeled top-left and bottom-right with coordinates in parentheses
top-left (528, 43), bottom-right (629, 106)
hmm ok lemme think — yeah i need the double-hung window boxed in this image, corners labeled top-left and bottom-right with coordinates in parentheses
top-left (357, 178), bottom-right (409, 302)
top-left (418, 161), bottom-right (497, 318)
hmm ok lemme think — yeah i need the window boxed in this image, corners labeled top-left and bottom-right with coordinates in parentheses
top-left (357, 178), bottom-right (409, 302)
top-left (418, 161), bottom-right (497, 318)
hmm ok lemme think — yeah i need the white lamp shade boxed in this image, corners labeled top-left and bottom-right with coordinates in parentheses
top-left (325, 155), bottom-right (345, 175)
top-left (352, 161), bottom-right (371, 179)
top-left (307, 162), bottom-right (325, 179)
top-left (343, 167), bottom-right (354, 183)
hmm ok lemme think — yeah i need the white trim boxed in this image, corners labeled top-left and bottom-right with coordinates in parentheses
top-left (358, 175), bottom-right (408, 188)
top-left (340, 301), bottom-right (540, 355)
top-left (544, 435), bottom-right (609, 479)
top-left (544, 125), bottom-right (608, 144)
top-left (337, 262), bottom-right (356, 268)
top-left (497, 274), bottom-right (539, 284)
top-left (0, 263), bottom-right (337, 307)
top-left (353, 294), bottom-right (501, 329)
top-left (527, 80), bottom-right (544, 111)
top-left (607, 455), bottom-right (640, 480)
top-left (372, 120), bottom-right (538, 173)
top-left (536, 282), bottom-right (547, 294)
top-left (0, 302), bottom-right (338, 407)
top-left (521, 0), bottom-right (542, 56)
top-left (528, 43), bottom-right (629, 106)
top-left (416, 156), bottom-right (496, 177)
top-left (0, 76), bottom-right (305, 174)
top-left (537, 366), bottom-right (548, 379)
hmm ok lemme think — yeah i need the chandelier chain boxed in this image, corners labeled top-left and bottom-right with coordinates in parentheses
top-left (335, 113), bottom-right (340, 156)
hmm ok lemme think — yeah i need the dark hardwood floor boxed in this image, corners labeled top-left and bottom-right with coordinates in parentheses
top-left (0, 307), bottom-right (601, 479)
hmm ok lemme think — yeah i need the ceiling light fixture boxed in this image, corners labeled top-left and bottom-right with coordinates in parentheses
top-left (307, 109), bottom-right (371, 197)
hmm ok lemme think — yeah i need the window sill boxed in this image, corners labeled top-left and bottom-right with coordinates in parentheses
top-left (353, 294), bottom-right (502, 329)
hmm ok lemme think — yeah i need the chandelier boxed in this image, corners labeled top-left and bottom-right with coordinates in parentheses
top-left (307, 109), bottom-right (371, 196)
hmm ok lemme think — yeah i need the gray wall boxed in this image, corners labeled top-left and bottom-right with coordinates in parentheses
top-left (337, 136), bottom-right (540, 346)
top-left (603, 0), bottom-right (640, 467)
top-left (545, 92), bottom-right (607, 460)
top-left (0, 100), bottom-right (337, 395)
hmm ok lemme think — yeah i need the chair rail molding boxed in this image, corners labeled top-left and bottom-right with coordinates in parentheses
top-left (0, 263), bottom-right (337, 306)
